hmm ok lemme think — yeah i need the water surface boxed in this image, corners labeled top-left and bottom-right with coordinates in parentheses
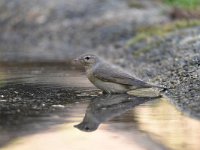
top-left (0, 63), bottom-right (200, 150)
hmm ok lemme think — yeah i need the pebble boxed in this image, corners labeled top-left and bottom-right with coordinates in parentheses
top-left (52, 105), bottom-right (65, 108)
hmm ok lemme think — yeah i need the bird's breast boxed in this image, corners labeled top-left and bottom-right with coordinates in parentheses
top-left (86, 68), bottom-right (95, 83)
top-left (93, 79), bottom-right (128, 93)
top-left (85, 68), bottom-right (128, 93)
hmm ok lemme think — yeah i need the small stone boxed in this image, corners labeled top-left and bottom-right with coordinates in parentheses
top-left (14, 91), bottom-right (19, 94)
top-left (76, 93), bottom-right (89, 97)
top-left (52, 105), bottom-right (65, 108)
top-left (0, 100), bottom-right (6, 102)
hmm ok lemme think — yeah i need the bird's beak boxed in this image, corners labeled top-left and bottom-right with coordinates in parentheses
top-left (73, 58), bottom-right (79, 64)
top-left (74, 58), bottom-right (78, 62)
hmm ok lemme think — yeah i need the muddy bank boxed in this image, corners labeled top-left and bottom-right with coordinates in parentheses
top-left (117, 26), bottom-right (200, 120)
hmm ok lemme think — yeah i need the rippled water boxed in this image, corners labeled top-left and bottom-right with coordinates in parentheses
top-left (0, 63), bottom-right (200, 150)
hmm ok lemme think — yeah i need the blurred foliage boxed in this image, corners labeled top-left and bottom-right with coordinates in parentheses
top-left (126, 20), bottom-right (200, 57)
top-left (164, 0), bottom-right (200, 10)
top-left (127, 20), bottom-right (200, 47)
top-left (127, 0), bottom-right (144, 8)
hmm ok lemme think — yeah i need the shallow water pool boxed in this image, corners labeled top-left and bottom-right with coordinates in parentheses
top-left (0, 63), bottom-right (200, 150)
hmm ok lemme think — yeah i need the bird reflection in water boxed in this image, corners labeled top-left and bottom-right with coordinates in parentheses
top-left (74, 94), bottom-right (161, 132)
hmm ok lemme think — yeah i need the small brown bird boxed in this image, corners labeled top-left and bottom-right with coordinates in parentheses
top-left (74, 54), bottom-right (165, 94)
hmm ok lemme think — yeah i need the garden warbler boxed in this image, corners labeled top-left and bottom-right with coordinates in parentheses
top-left (74, 54), bottom-right (165, 94)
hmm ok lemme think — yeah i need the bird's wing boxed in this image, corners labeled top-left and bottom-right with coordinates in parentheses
top-left (93, 64), bottom-right (152, 88)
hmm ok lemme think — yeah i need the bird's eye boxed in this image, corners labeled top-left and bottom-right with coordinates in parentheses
top-left (84, 56), bottom-right (90, 60)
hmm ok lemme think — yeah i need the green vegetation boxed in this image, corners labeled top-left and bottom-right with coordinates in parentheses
top-left (127, 20), bottom-right (200, 47)
top-left (128, 1), bottom-right (144, 8)
top-left (126, 20), bottom-right (200, 57)
top-left (164, 0), bottom-right (200, 10)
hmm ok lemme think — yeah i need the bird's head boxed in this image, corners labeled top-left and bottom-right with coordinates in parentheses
top-left (74, 54), bottom-right (100, 68)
